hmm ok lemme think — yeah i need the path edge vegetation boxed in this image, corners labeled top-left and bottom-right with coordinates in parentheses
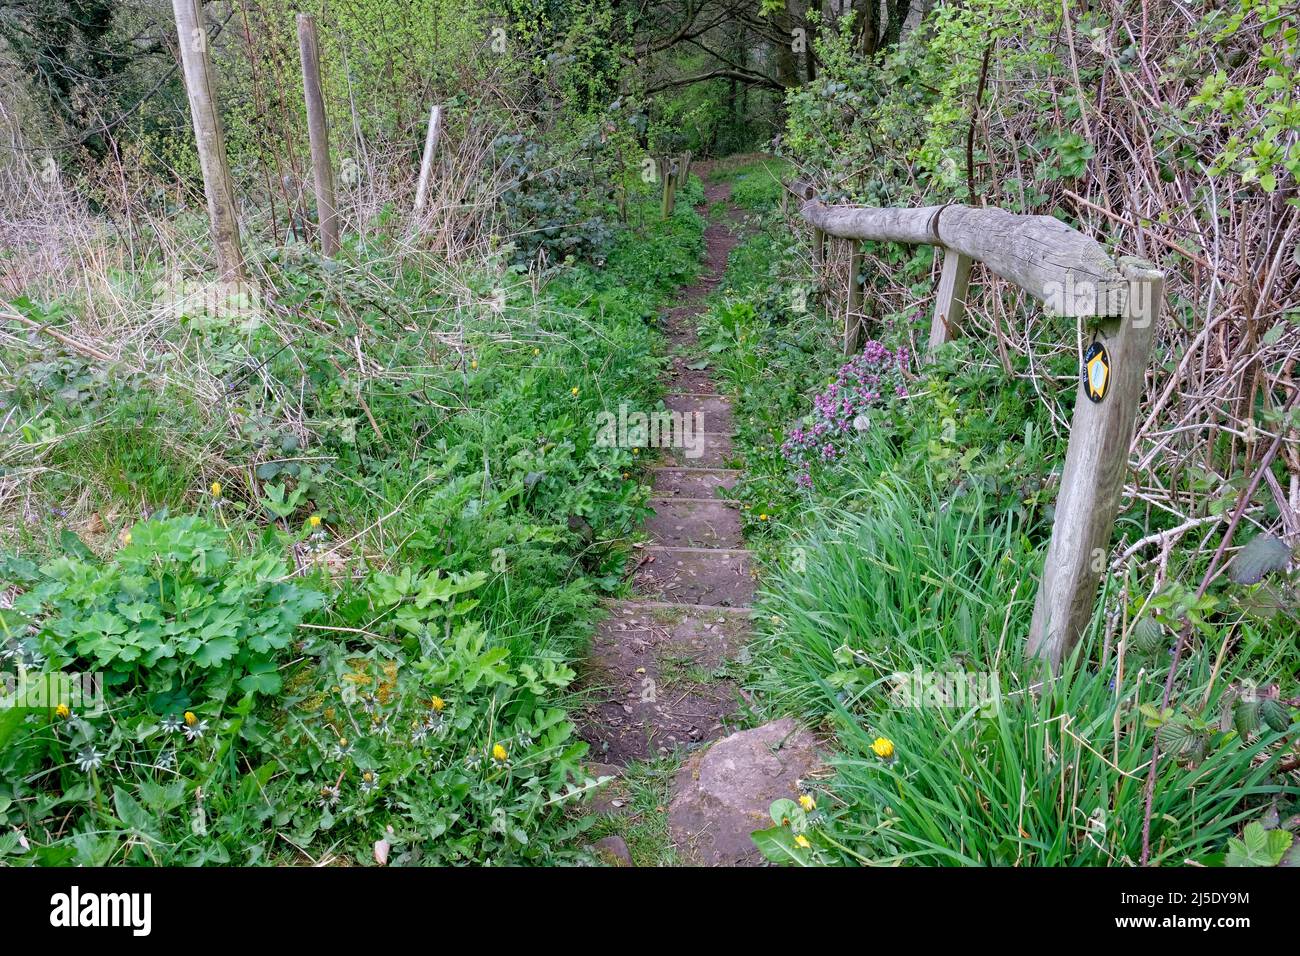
top-left (2, 0), bottom-right (1298, 869)
top-left (0, 177), bottom-right (709, 866)
top-left (693, 157), bottom-right (1299, 868)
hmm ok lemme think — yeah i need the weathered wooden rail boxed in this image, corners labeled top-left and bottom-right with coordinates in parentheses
top-left (786, 180), bottom-right (1163, 669)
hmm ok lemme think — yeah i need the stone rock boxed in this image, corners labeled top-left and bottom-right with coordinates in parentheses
top-left (584, 762), bottom-right (624, 815)
top-left (585, 761), bottom-right (622, 781)
top-left (668, 718), bottom-right (820, 866)
top-left (592, 835), bottom-right (632, 867)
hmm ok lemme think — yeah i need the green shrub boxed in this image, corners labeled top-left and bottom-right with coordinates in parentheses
top-left (6, 515), bottom-right (322, 699)
top-left (493, 130), bottom-right (617, 267)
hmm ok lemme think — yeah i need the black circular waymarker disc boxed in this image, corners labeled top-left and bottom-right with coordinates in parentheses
top-left (1082, 341), bottom-right (1110, 403)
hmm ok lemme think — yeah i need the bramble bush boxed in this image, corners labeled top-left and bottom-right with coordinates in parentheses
top-left (493, 128), bottom-right (617, 267)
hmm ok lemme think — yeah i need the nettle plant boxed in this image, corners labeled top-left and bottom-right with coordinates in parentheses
top-left (780, 341), bottom-right (911, 489)
top-left (12, 515), bottom-right (323, 700)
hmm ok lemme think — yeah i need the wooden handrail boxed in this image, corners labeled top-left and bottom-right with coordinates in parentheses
top-left (783, 178), bottom-right (1165, 671)
top-left (787, 179), bottom-right (1127, 317)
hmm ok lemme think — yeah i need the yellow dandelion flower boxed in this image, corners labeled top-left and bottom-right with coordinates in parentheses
top-left (210, 481), bottom-right (222, 498)
top-left (184, 711), bottom-right (198, 727)
top-left (430, 695), bottom-right (445, 712)
top-left (799, 794), bottom-right (815, 811)
top-left (759, 513), bottom-right (769, 521)
top-left (470, 359), bottom-right (478, 370)
top-left (872, 737), bottom-right (895, 759)
top-left (795, 834), bottom-right (811, 849)
top-left (492, 743), bottom-right (508, 762)
top-left (309, 514), bottom-right (322, 528)
top-left (362, 771), bottom-right (374, 782)
top-left (55, 703), bottom-right (70, 719)
top-left (533, 348), bottom-right (541, 356)
top-left (632, 447), bottom-right (639, 455)
top-left (570, 386), bottom-right (579, 396)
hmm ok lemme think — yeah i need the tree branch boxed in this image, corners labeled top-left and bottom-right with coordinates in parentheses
top-left (643, 67), bottom-right (785, 96)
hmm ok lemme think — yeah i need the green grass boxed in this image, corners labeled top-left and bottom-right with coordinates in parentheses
top-left (725, 157), bottom-right (795, 210)
top-left (750, 478), bottom-right (1298, 866)
top-left (0, 183), bottom-right (707, 866)
top-left (586, 755), bottom-right (681, 866)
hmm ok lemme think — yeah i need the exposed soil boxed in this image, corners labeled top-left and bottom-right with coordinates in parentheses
top-left (580, 601), bottom-right (751, 765)
top-left (579, 177), bottom-right (754, 767)
top-left (633, 546), bottom-right (753, 607)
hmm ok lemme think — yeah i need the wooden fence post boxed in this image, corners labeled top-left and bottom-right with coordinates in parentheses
top-left (297, 13), bottom-right (338, 256)
top-left (927, 247), bottom-right (972, 356)
top-left (845, 240), bottom-right (864, 355)
top-left (661, 156), bottom-right (684, 218)
top-left (413, 104), bottom-right (443, 216)
top-left (1027, 258), bottom-right (1162, 669)
top-left (171, 0), bottom-right (244, 280)
top-left (659, 156), bottom-right (672, 219)
top-left (616, 142), bottom-right (628, 224)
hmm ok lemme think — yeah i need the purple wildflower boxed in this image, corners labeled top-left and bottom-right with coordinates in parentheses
top-left (780, 340), bottom-right (911, 485)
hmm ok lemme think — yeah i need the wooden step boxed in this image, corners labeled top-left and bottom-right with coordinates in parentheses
top-left (577, 599), bottom-right (752, 765)
top-left (656, 432), bottom-right (734, 469)
top-left (662, 392), bottom-right (734, 433)
top-left (645, 497), bottom-right (743, 548)
top-left (649, 466), bottom-right (740, 497)
top-left (663, 362), bottom-right (717, 395)
top-left (634, 547), bottom-right (754, 607)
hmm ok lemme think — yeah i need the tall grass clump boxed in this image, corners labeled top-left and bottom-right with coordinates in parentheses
top-left (749, 478), bottom-right (1299, 866)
